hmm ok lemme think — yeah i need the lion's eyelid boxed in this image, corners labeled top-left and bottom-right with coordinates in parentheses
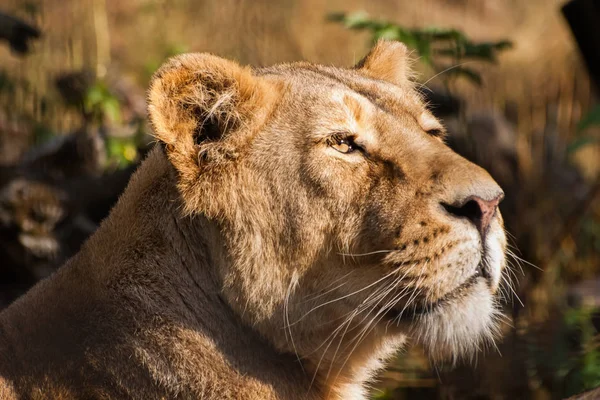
top-left (426, 128), bottom-right (445, 137)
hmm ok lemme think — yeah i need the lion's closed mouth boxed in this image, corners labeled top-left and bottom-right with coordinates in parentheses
top-left (386, 270), bottom-right (483, 321)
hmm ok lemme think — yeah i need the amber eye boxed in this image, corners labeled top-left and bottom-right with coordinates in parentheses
top-left (328, 135), bottom-right (356, 154)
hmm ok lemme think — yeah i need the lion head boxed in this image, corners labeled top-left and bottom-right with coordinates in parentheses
top-left (148, 40), bottom-right (507, 394)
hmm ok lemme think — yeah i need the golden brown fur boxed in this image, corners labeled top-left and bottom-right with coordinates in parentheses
top-left (0, 41), bottom-right (507, 399)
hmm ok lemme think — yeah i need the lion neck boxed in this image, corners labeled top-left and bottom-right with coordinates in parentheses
top-left (119, 148), bottom-right (233, 317)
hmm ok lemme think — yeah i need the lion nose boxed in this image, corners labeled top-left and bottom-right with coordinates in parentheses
top-left (442, 194), bottom-right (503, 237)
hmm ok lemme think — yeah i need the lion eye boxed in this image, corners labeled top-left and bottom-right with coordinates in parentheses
top-left (426, 128), bottom-right (444, 137)
top-left (329, 136), bottom-right (356, 154)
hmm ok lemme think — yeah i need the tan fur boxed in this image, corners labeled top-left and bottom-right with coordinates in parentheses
top-left (0, 40), bottom-right (507, 399)
top-left (354, 41), bottom-right (413, 86)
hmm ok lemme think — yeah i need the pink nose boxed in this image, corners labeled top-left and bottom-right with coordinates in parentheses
top-left (443, 194), bottom-right (503, 237)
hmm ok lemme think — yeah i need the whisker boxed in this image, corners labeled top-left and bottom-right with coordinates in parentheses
top-left (507, 249), bottom-right (542, 271)
top-left (336, 249), bottom-right (396, 257)
top-left (329, 278), bottom-right (411, 394)
top-left (300, 271), bottom-right (355, 304)
top-left (312, 263), bottom-right (420, 393)
top-left (323, 274), bottom-right (403, 387)
top-left (309, 275), bottom-right (400, 386)
top-left (306, 273), bottom-right (402, 357)
top-left (286, 268), bottom-right (399, 327)
top-left (501, 274), bottom-right (524, 307)
top-left (309, 312), bottom-right (355, 390)
top-left (421, 62), bottom-right (473, 86)
top-left (333, 264), bottom-right (425, 389)
top-left (284, 270), bottom-right (304, 372)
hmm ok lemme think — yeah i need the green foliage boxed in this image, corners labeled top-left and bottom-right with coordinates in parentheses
top-left (18, 1), bottom-right (40, 18)
top-left (328, 12), bottom-right (512, 86)
top-left (577, 104), bottom-right (600, 132)
top-left (568, 104), bottom-right (600, 154)
top-left (143, 43), bottom-right (189, 83)
top-left (32, 122), bottom-right (55, 145)
top-left (525, 306), bottom-right (600, 398)
top-left (371, 388), bottom-right (394, 399)
top-left (83, 81), bottom-right (143, 169)
top-left (581, 218), bottom-right (600, 254)
top-left (106, 135), bottom-right (139, 169)
top-left (0, 70), bottom-right (16, 95)
top-left (84, 81), bottom-right (122, 125)
top-left (563, 306), bottom-right (600, 395)
top-left (567, 136), bottom-right (600, 154)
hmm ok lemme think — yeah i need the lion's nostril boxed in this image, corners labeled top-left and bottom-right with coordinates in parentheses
top-left (444, 199), bottom-right (481, 221)
top-left (442, 195), bottom-right (502, 237)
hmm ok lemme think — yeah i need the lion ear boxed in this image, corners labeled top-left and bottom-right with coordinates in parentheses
top-left (354, 40), bottom-right (412, 85)
top-left (148, 53), bottom-right (269, 173)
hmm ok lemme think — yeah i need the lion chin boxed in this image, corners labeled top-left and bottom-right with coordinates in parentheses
top-left (410, 281), bottom-right (501, 363)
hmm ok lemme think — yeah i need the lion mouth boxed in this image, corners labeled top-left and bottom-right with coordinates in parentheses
top-left (384, 268), bottom-right (484, 321)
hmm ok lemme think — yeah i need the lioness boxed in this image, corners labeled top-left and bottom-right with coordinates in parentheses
top-left (0, 41), bottom-right (506, 400)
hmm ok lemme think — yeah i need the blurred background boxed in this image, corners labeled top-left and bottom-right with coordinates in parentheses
top-left (0, 0), bottom-right (599, 398)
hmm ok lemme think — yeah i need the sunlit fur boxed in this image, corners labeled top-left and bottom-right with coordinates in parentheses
top-left (147, 40), bottom-right (508, 398)
top-left (0, 41), bottom-right (507, 400)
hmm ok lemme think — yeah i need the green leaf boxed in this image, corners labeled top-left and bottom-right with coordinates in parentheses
top-left (83, 81), bottom-right (122, 124)
top-left (578, 104), bottom-right (600, 132)
top-left (0, 71), bottom-right (15, 95)
top-left (492, 40), bottom-right (513, 50)
top-left (435, 41), bottom-right (513, 63)
top-left (19, 1), bottom-right (40, 17)
top-left (326, 12), bottom-right (347, 22)
top-left (344, 12), bottom-right (372, 27)
top-left (462, 43), bottom-right (497, 62)
top-left (102, 98), bottom-right (122, 123)
top-left (331, 11), bottom-right (376, 30)
top-left (32, 123), bottom-right (55, 145)
top-left (446, 66), bottom-right (482, 85)
top-left (394, 30), bottom-right (419, 51)
top-left (371, 388), bottom-right (394, 399)
top-left (106, 136), bottom-right (138, 169)
top-left (85, 86), bottom-right (103, 108)
top-left (567, 136), bottom-right (600, 154)
top-left (415, 39), bottom-right (433, 67)
top-left (373, 26), bottom-right (400, 41)
top-left (463, 41), bottom-right (512, 61)
top-left (435, 48), bottom-right (461, 57)
top-left (165, 43), bottom-right (188, 57)
top-left (418, 26), bottom-right (466, 42)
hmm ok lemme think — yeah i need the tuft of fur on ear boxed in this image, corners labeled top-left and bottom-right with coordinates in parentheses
top-left (355, 40), bottom-right (415, 85)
